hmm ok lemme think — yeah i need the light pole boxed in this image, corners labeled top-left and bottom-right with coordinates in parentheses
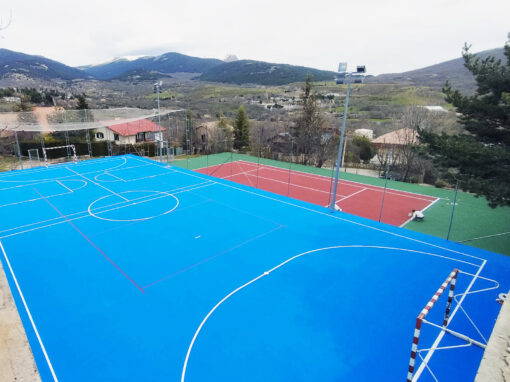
top-left (329, 64), bottom-right (367, 211)
top-left (153, 81), bottom-right (163, 162)
top-left (378, 149), bottom-right (392, 222)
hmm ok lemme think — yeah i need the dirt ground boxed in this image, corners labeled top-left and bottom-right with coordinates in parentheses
top-left (0, 260), bottom-right (40, 382)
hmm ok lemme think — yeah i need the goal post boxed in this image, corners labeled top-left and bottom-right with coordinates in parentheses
top-left (28, 148), bottom-right (40, 168)
top-left (42, 145), bottom-right (78, 167)
top-left (407, 269), bottom-right (458, 382)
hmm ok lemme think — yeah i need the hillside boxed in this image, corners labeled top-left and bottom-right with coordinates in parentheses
top-left (0, 49), bottom-right (89, 81)
top-left (112, 69), bottom-right (173, 82)
top-left (197, 60), bottom-right (338, 85)
top-left (369, 47), bottom-right (505, 92)
top-left (83, 52), bottom-right (223, 80)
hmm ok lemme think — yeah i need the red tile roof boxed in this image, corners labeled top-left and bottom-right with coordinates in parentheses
top-left (105, 119), bottom-right (164, 137)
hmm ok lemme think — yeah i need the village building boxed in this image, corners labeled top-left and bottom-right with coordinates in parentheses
top-left (94, 119), bottom-right (163, 145)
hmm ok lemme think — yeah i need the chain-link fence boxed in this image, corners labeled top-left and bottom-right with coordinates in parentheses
top-left (0, 108), bottom-right (508, 255)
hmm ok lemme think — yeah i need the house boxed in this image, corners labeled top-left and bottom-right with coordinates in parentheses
top-left (269, 132), bottom-right (294, 157)
top-left (371, 128), bottom-right (418, 149)
top-left (94, 119), bottom-right (164, 145)
top-left (195, 121), bottom-right (233, 153)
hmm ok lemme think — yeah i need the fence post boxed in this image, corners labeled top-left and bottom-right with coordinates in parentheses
top-left (14, 130), bottom-right (23, 169)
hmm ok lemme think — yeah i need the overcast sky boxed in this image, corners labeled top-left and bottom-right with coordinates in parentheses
top-left (1, 0), bottom-right (509, 75)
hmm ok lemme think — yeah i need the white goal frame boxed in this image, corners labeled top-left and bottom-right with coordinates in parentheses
top-left (42, 145), bottom-right (78, 167)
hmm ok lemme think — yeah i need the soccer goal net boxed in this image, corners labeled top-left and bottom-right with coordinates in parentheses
top-left (407, 268), bottom-right (500, 381)
top-left (42, 145), bottom-right (78, 167)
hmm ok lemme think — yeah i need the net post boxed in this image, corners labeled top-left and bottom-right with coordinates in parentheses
top-left (14, 130), bottom-right (23, 169)
top-left (42, 146), bottom-right (48, 167)
top-left (86, 129), bottom-right (92, 158)
top-left (443, 269), bottom-right (458, 327)
top-left (64, 130), bottom-right (71, 158)
top-left (407, 269), bottom-right (459, 381)
top-left (408, 316), bottom-right (423, 382)
top-left (230, 151), bottom-right (233, 178)
top-left (71, 144), bottom-right (78, 163)
top-left (40, 134), bottom-right (45, 151)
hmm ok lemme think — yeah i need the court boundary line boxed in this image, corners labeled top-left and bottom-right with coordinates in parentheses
top-left (181, 245), bottom-right (485, 382)
top-left (236, 159), bottom-right (439, 202)
top-left (0, 239), bottom-right (59, 382)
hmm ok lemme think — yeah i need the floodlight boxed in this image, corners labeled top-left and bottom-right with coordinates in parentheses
top-left (356, 65), bottom-right (366, 73)
top-left (338, 62), bottom-right (347, 73)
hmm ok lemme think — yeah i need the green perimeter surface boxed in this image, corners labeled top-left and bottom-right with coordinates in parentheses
top-left (171, 152), bottom-right (510, 256)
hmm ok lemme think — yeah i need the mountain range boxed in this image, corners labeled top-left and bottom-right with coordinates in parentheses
top-left (0, 47), bottom-right (505, 89)
top-left (366, 48), bottom-right (505, 92)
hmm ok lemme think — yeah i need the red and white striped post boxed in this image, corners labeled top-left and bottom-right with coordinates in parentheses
top-left (407, 269), bottom-right (458, 382)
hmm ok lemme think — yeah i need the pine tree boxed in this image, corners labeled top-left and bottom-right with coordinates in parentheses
top-left (76, 94), bottom-right (89, 109)
top-left (419, 35), bottom-right (510, 207)
top-left (233, 105), bottom-right (250, 150)
top-left (292, 75), bottom-right (325, 166)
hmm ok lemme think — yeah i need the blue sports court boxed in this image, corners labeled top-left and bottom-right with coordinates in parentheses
top-left (0, 154), bottom-right (508, 381)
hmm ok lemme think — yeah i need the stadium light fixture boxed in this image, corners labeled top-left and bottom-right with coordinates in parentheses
top-left (329, 63), bottom-right (367, 212)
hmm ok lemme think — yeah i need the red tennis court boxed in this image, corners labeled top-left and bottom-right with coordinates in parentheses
top-left (196, 160), bottom-right (438, 226)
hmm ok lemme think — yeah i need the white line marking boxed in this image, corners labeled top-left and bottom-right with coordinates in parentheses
top-left (88, 190), bottom-right (180, 222)
top-left (400, 197), bottom-right (442, 228)
top-left (181, 245), bottom-right (482, 382)
top-left (56, 180), bottom-right (74, 193)
top-left (66, 167), bottom-right (129, 202)
top-left (0, 182), bottom-right (215, 239)
top-left (0, 239), bottom-right (58, 381)
top-left (0, 160), bottom-right (148, 188)
top-left (237, 160), bottom-right (439, 202)
top-left (336, 188), bottom-right (367, 202)
top-left (0, 156), bottom-right (129, 183)
top-left (0, 180), bottom-right (88, 208)
top-left (105, 172), bottom-right (126, 182)
top-left (222, 167), bottom-right (260, 179)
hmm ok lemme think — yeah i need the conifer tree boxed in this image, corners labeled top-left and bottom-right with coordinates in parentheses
top-left (234, 105), bottom-right (250, 150)
top-left (419, 35), bottom-right (510, 207)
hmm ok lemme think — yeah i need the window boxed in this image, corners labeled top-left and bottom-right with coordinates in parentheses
top-left (96, 132), bottom-right (104, 139)
top-left (201, 134), bottom-right (206, 142)
top-left (136, 132), bottom-right (145, 142)
top-left (114, 134), bottom-right (119, 141)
